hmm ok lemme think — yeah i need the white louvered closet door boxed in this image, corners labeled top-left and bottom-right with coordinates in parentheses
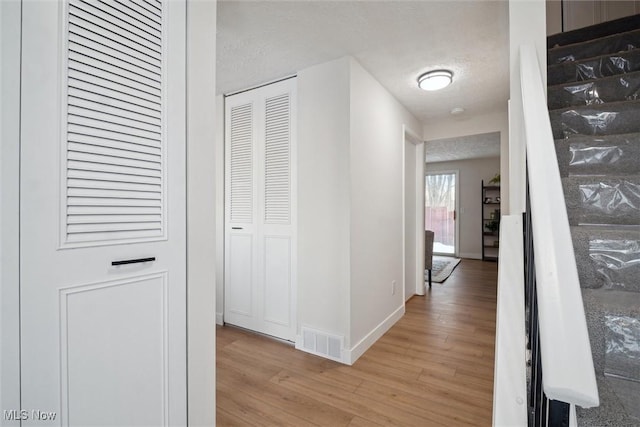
top-left (20, 1), bottom-right (186, 426)
top-left (224, 78), bottom-right (297, 341)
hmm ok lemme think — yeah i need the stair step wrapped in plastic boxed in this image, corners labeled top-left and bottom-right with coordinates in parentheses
top-left (548, 29), bottom-right (640, 65)
top-left (578, 289), bottom-right (640, 426)
top-left (550, 100), bottom-right (640, 139)
top-left (555, 133), bottom-right (640, 177)
top-left (548, 71), bottom-right (640, 109)
top-left (548, 49), bottom-right (640, 86)
top-left (562, 175), bottom-right (640, 226)
top-left (571, 225), bottom-right (640, 291)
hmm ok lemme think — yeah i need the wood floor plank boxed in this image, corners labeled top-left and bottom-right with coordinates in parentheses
top-left (217, 259), bottom-right (498, 426)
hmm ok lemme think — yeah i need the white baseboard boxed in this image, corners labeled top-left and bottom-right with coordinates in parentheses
top-left (343, 304), bottom-right (405, 365)
top-left (459, 252), bottom-right (482, 260)
top-left (216, 312), bottom-right (224, 326)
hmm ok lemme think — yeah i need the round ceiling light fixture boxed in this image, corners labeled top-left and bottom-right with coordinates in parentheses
top-left (417, 70), bottom-right (453, 91)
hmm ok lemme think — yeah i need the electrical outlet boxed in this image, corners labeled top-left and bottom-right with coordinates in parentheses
top-left (391, 280), bottom-right (396, 295)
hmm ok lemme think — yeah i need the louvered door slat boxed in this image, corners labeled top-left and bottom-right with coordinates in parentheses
top-left (68, 49), bottom-right (161, 90)
top-left (68, 205), bottom-right (161, 215)
top-left (129, 0), bottom-right (161, 22)
top-left (68, 141), bottom-right (160, 162)
top-left (68, 27), bottom-right (161, 76)
top-left (143, 0), bottom-right (162, 12)
top-left (68, 188), bottom-right (160, 200)
top-left (68, 10), bottom-right (160, 66)
top-left (109, 0), bottom-right (160, 26)
top-left (67, 222), bottom-right (161, 234)
top-left (69, 80), bottom-right (160, 113)
top-left (68, 124), bottom-right (160, 148)
top-left (67, 197), bottom-right (160, 207)
top-left (70, 1), bottom-right (161, 54)
top-left (68, 160), bottom-right (161, 179)
top-left (69, 59), bottom-right (161, 95)
top-left (68, 70), bottom-right (160, 104)
top-left (69, 115), bottom-right (160, 141)
top-left (264, 94), bottom-right (291, 224)
top-left (64, 0), bottom-right (165, 245)
top-left (68, 214), bottom-right (160, 224)
top-left (68, 87), bottom-right (160, 119)
top-left (112, 0), bottom-right (161, 26)
top-left (68, 105), bottom-right (161, 133)
top-left (68, 98), bottom-right (160, 128)
top-left (82, 0), bottom-right (162, 40)
top-left (67, 178), bottom-right (160, 193)
top-left (68, 169), bottom-right (161, 186)
top-left (229, 103), bottom-right (253, 223)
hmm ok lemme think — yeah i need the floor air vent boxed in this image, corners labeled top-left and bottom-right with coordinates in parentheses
top-left (298, 327), bottom-right (344, 362)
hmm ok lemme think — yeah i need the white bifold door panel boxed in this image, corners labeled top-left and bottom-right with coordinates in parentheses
top-left (20, 1), bottom-right (186, 426)
top-left (224, 78), bottom-right (297, 341)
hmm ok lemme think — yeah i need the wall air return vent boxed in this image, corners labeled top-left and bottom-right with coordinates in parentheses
top-left (298, 327), bottom-right (344, 363)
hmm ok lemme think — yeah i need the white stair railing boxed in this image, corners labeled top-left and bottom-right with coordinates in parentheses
top-left (519, 43), bottom-right (598, 408)
top-left (492, 215), bottom-right (527, 426)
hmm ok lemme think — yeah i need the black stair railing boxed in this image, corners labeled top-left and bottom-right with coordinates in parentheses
top-left (524, 174), bottom-right (571, 427)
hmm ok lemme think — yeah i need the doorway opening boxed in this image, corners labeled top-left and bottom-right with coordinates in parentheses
top-left (425, 172), bottom-right (458, 256)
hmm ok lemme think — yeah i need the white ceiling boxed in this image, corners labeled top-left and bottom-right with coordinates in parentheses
top-left (425, 131), bottom-right (500, 163)
top-left (217, 0), bottom-right (510, 124)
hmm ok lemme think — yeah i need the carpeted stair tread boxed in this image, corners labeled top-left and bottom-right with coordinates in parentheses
top-left (578, 289), bottom-right (640, 426)
top-left (571, 225), bottom-right (640, 291)
top-left (550, 100), bottom-right (640, 139)
top-left (582, 289), bottom-right (640, 374)
top-left (555, 133), bottom-right (640, 177)
top-left (548, 28), bottom-right (640, 65)
top-left (548, 18), bottom-right (640, 427)
top-left (563, 175), bottom-right (640, 226)
top-left (548, 48), bottom-right (640, 86)
top-left (576, 373), bottom-right (640, 426)
top-left (547, 71), bottom-right (640, 109)
top-left (548, 14), bottom-right (640, 50)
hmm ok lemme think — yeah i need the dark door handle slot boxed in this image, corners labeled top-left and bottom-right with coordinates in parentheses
top-left (112, 257), bottom-right (156, 266)
top-left (231, 227), bottom-right (243, 230)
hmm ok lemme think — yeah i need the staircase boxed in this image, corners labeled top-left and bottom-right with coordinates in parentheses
top-left (547, 15), bottom-right (640, 426)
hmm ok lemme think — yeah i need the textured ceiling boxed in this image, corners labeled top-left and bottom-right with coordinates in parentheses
top-left (217, 0), bottom-right (510, 123)
top-left (425, 131), bottom-right (500, 163)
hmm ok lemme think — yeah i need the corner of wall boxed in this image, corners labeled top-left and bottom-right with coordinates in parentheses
top-left (215, 94), bottom-right (225, 320)
top-left (344, 304), bottom-right (405, 365)
top-left (186, 1), bottom-right (217, 425)
top-left (296, 57), bottom-right (352, 350)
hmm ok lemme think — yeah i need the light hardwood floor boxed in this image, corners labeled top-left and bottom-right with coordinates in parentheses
top-left (217, 259), bottom-right (498, 426)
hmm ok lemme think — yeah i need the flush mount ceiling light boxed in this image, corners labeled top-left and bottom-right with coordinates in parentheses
top-left (418, 70), bottom-right (453, 91)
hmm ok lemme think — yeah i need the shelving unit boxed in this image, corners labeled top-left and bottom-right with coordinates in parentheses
top-left (481, 180), bottom-right (500, 261)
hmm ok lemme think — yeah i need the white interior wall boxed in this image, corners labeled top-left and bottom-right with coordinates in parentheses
top-left (215, 94), bottom-right (225, 325)
top-left (414, 141), bottom-right (426, 297)
top-left (295, 56), bottom-right (421, 362)
top-left (348, 58), bottom-right (421, 358)
top-left (425, 157), bottom-right (501, 259)
top-left (509, 0), bottom-right (546, 216)
top-left (297, 57), bottom-right (352, 347)
top-left (423, 110), bottom-right (509, 215)
top-left (186, 1), bottom-right (217, 424)
top-left (404, 140), bottom-right (417, 301)
top-left (1, 0), bottom-right (21, 420)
